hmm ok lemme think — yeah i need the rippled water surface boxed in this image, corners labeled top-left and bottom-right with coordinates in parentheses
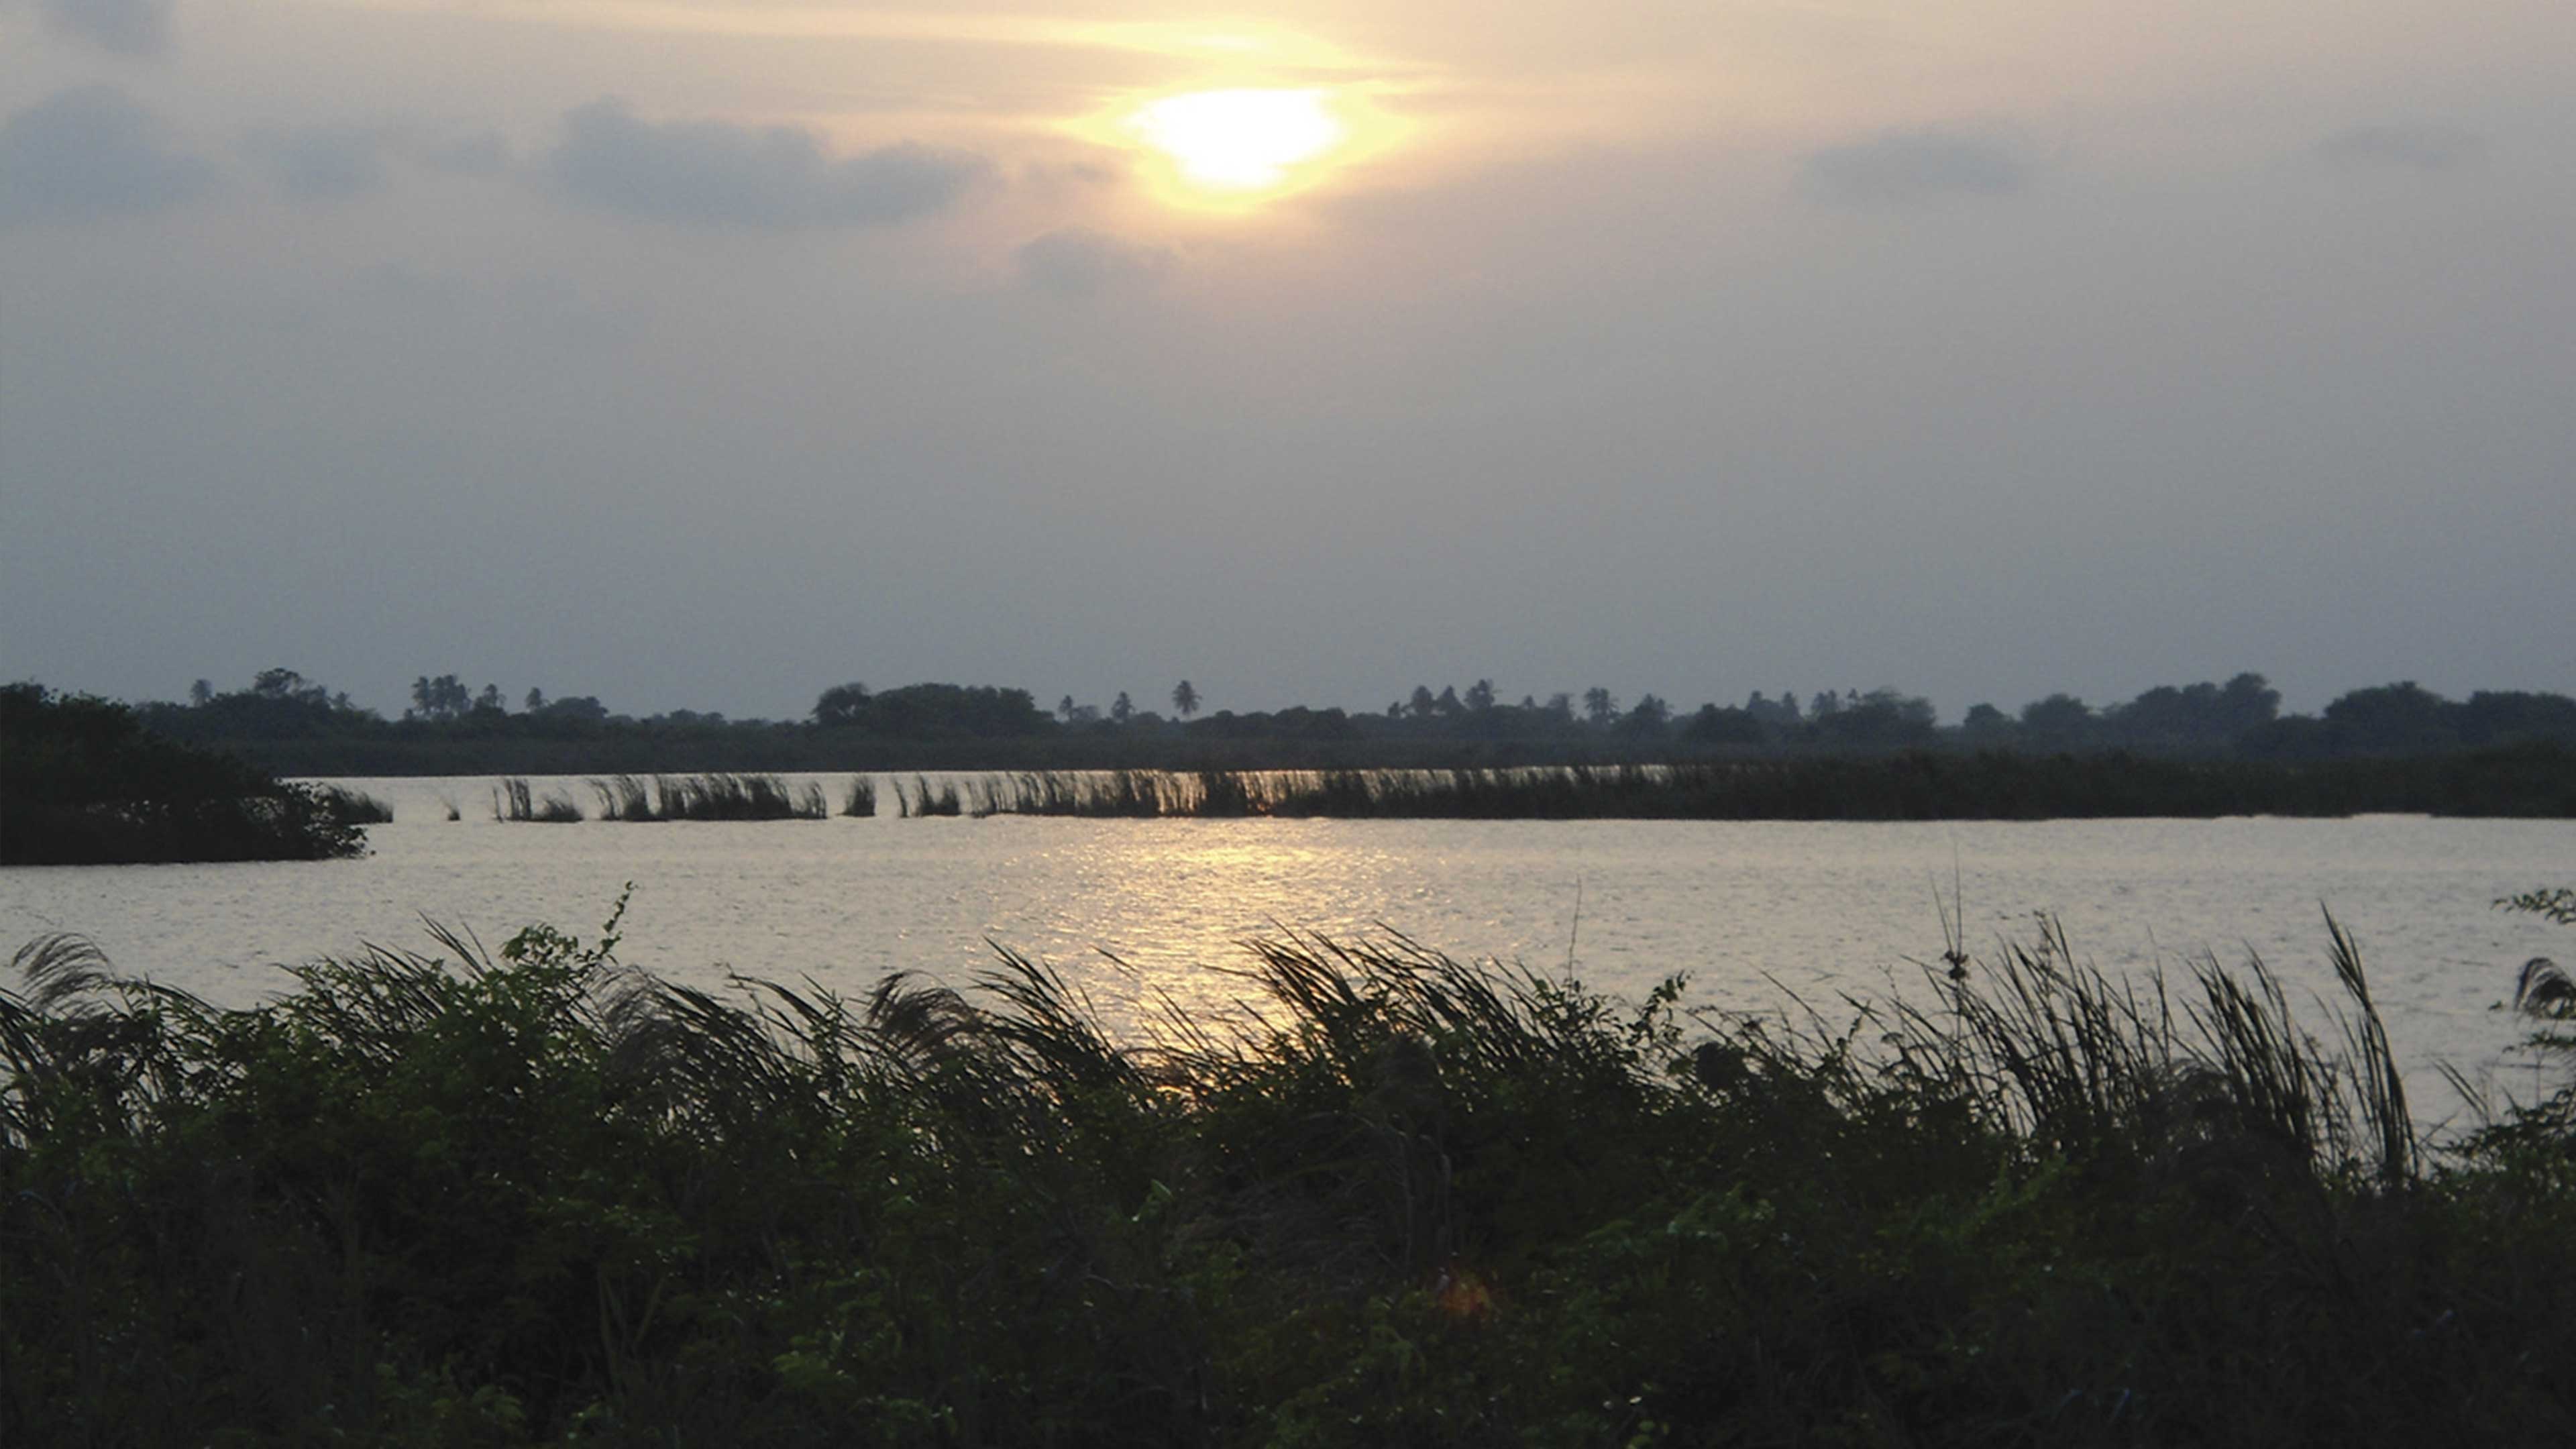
top-left (4, 775), bottom-right (2568, 1111)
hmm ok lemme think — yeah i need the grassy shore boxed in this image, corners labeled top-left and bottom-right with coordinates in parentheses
top-left (5, 912), bottom-right (2573, 1446)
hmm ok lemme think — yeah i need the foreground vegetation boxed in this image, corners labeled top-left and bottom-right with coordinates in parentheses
top-left (0, 684), bottom-right (368, 865)
top-left (7, 905), bottom-right (2574, 1445)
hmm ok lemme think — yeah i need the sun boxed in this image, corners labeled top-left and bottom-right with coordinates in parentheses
top-left (1122, 88), bottom-right (1350, 201)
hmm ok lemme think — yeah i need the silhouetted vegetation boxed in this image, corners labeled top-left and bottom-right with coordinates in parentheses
top-left (582, 773), bottom-right (827, 822)
top-left (492, 777), bottom-right (582, 823)
top-left (311, 784), bottom-right (394, 825)
top-left (894, 774), bottom-right (963, 818)
top-left (918, 746), bottom-right (2576, 820)
top-left (0, 683), bottom-right (367, 864)
top-left (95, 669), bottom-right (2576, 807)
top-left (6, 908), bottom-right (2574, 1444)
top-left (841, 775), bottom-right (877, 818)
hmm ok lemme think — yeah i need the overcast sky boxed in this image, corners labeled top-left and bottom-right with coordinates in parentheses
top-left (4, 0), bottom-right (2570, 721)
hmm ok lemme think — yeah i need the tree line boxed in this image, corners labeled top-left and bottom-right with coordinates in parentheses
top-left (66, 667), bottom-right (2576, 777)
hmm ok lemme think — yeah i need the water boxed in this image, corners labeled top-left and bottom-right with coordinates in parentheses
top-left (4, 774), bottom-right (2569, 1117)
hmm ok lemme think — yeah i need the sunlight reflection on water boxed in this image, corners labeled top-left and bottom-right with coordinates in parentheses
top-left (3, 775), bottom-right (2569, 1117)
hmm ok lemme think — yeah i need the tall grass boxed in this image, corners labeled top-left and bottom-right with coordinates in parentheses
top-left (885, 753), bottom-right (2576, 820)
top-left (311, 784), bottom-right (394, 824)
top-left (842, 775), bottom-right (877, 818)
top-left (5, 914), bottom-right (2568, 1445)
top-left (895, 773), bottom-right (962, 818)
top-left (492, 775), bottom-right (582, 822)
top-left (582, 773), bottom-right (828, 822)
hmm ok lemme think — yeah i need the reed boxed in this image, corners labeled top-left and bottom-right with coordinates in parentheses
top-left (492, 775), bottom-right (582, 822)
top-left (582, 773), bottom-right (827, 822)
top-left (881, 751), bottom-right (2576, 822)
top-left (590, 773), bottom-right (659, 822)
top-left (310, 784), bottom-right (394, 824)
top-left (896, 773), bottom-right (961, 818)
top-left (841, 775), bottom-right (877, 818)
top-left (5, 914), bottom-right (2567, 1446)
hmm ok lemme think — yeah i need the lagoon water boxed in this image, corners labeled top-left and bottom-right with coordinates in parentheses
top-left (3, 773), bottom-right (2569, 1118)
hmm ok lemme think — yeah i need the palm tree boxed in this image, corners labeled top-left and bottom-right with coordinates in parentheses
top-left (1582, 687), bottom-right (1617, 727)
top-left (1171, 680), bottom-right (1200, 718)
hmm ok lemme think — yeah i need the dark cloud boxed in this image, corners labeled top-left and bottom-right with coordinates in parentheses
top-left (0, 85), bottom-right (210, 225)
top-left (245, 125), bottom-right (385, 199)
top-left (546, 97), bottom-right (986, 228)
top-left (1801, 129), bottom-right (2029, 203)
top-left (2314, 123), bottom-right (2485, 172)
top-left (31, 0), bottom-right (173, 55)
top-left (1015, 227), bottom-right (1177, 297)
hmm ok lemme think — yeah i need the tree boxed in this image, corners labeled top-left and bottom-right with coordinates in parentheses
top-left (1618, 694), bottom-right (1672, 736)
top-left (474, 684), bottom-right (504, 714)
top-left (1434, 685), bottom-right (1464, 718)
top-left (411, 674), bottom-right (471, 722)
top-left (2323, 682), bottom-right (2456, 752)
top-left (1058, 695), bottom-right (1079, 722)
top-left (253, 668), bottom-right (312, 700)
top-left (2020, 693), bottom-right (2095, 745)
top-left (1582, 687), bottom-right (1617, 727)
top-left (525, 687), bottom-right (547, 712)
top-left (1111, 692), bottom-right (1134, 724)
top-left (812, 682), bottom-right (871, 727)
top-left (1466, 678), bottom-right (1497, 712)
top-left (1171, 680), bottom-right (1200, 718)
top-left (189, 679), bottom-right (213, 708)
top-left (1961, 702), bottom-right (2016, 741)
top-left (1683, 703), bottom-right (1764, 745)
top-left (1407, 685), bottom-right (1439, 719)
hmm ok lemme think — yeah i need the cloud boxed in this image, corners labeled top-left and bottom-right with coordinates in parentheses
top-left (1801, 129), bottom-right (2029, 204)
top-left (2314, 123), bottom-right (2485, 173)
top-left (0, 85), bottom-right (210, 225)
top-left (1015, 227), bottom-right (1177, 297)
top-left (546, 98), bottom-right (985, 228)
top-left (422, 131), bottom-right (509, 176)
top-left (244, 125), bottom-right (386, 200)
top-left (29, 0), bottom-right (173, 55)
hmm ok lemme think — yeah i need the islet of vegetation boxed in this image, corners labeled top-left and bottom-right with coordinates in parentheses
top-left (0, 684), bottom-right (368, 865)
top-left (5, 896), bottom-right (2574, 1445)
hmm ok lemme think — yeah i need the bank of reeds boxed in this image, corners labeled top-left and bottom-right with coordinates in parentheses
top-left (892, 750), bottom-right (2576, 820)
top-left (7, 910), bottom-right (2574, 1444)
top-left (842, 775), bottom-right (877, 818)
top-left (582, 773), bottom-right (828, 822)
top-left (895, 773), bottom-right (961, 818)
top-left (311, 784), bottom-right (394, 824)
top-left (492, 775), bottom-right (582, 822)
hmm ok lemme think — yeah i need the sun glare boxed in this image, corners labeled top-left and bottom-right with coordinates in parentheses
top-left (1124, 88), bottom-right (1348, 197)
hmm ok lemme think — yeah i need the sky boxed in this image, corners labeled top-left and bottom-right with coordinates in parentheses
top-left (3, 0), bottom-right (2571, 722)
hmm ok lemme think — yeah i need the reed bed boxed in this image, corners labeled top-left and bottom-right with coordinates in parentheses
top-left (842, 774), bottom-right (877, 818)
top-left (6, 909), bottom-right (2571, 1444)
top-left (311, 784), bottom-right (394, 824)
top-left (894, 773), bottom-right (962, 817)
top-left (492, 775), bottom-right (582, 822)
top-left (582, 773), bottom-right (828, 822)
top-left (894, 752), bottom-right (2576, 821)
